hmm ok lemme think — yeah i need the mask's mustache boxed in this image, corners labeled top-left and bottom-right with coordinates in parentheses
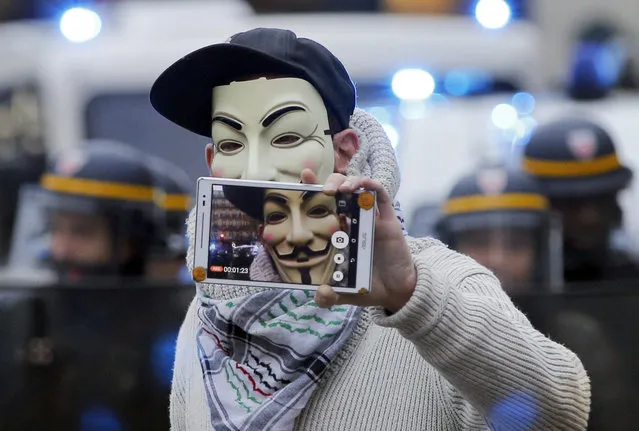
top-left (274, 241), bottom-right (331, 261)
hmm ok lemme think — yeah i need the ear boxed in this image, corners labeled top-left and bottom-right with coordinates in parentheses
top-left (333, 128), bottom-right (359, 174)
top-left (205, 143), bottom-right (215, 175)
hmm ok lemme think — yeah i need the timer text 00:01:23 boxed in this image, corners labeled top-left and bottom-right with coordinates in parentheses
top-left (210, 266), bottom-right (249, 274)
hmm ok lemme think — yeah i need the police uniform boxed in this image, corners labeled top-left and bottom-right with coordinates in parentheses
top-left (522, 117), bottom-right (639, 284)
top-left (31, 143), bottom-right (186, 430)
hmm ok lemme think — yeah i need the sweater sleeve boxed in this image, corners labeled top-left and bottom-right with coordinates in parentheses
top-left (370, 237), bottom-right (591, 430)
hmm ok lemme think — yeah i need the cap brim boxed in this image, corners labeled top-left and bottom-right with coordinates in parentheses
top-left (540, 166), bottom-right (633, 198)
top-left (150, 43), bottom-right (307, 138)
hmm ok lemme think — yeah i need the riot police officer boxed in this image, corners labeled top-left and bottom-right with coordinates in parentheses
top-left (436, 166), bottom-right (561, 294)
top-left (39, 140), bottom-right (158, 282)
top-left (522, 116), bottom-right (639, 284)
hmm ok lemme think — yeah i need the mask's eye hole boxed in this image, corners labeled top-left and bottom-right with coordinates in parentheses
top-left (272, 133), bottom-right (303, 148)
top-left (217, 140), bottom-right (244, 155)
top-left (307, 206), bottom-right (330, 218)
top-left (265, 212), bottom-right (287, 224)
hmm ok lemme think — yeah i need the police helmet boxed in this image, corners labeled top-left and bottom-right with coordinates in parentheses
top-left (437, 167), bottom-right (549, 235)
top-left (436, 166), bottom-right (561, 288)
top-left (40, 140), bottom-right (158, 274)
top-left (522, 117), bottom-right (632, 197)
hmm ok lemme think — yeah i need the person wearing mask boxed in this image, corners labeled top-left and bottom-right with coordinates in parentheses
top-left (150, 28), bottom-right (590, 430)
top-left (522, 116), bottom-right (639, 284)
top-left (435, 166), bottom-right (561, 294)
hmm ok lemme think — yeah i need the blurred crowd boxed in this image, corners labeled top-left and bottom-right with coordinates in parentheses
top-left (436, 116), bottom-right (639, 293)
top-left (2, 113), bottom-right (637, 292)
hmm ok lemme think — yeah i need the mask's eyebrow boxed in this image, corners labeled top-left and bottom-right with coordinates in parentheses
top-left (264, 193), bottom-right (288, 206)
top-left (261, 106), bottom-right (305, 127)
top-left (301, 190), bottom-right (319, 201)
top-left (212, 115), bottom-right (243, 131)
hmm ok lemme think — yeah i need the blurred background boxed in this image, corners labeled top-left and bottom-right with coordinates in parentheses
top-left (1, 0), bottom-right (638, 429)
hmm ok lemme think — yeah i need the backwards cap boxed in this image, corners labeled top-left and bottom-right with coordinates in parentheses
top-left (150, 28), bottom-right (357, 137)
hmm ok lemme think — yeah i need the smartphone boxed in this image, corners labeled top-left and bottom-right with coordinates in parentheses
top-left (192, 177), bottom-right (375, 294)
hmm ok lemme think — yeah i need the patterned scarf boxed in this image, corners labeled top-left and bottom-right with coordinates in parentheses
top-left (196, 248), bottom-right (361, 431)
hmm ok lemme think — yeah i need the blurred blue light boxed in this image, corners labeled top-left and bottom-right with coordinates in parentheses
top-left (475, 0), bottom-right (511, 30)
top-left (491, 104), bottom-right (518, 129)
top-left (81, 406), bottom-right (121, 431)
top-left (444, 71), bottom-right (472, 96)
top-left (392, 69), bottom-right (435, 101)
top-left (60, 7), bottom-right (102, 43)
top-left (444, 69), bottom-right (492, 96)
top-left (509, 116), bottom-right (537, 146)
top-left (511, 92), bottom-right (536, 115)
top-left (574, 42), bottom-right (624, 88)
top-left (152, 332), bottom-right (179, 387)
top-left (490, 391), bottom-right (538, 431)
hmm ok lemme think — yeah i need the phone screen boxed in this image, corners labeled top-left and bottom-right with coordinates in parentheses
top-left (206, 183), bottom-right (367, 288)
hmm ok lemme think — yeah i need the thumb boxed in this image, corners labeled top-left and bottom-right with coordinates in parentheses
top-left (314, 285), bottom-right (370, 309)
top-left (300, 168), bottom-right (319, 185)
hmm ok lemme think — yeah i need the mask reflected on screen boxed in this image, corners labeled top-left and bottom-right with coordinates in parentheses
top-left (260, 189), bottom-right (347, 285)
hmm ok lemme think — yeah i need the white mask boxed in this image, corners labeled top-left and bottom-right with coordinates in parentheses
top-left (210, 77), bottom-right (335, 183)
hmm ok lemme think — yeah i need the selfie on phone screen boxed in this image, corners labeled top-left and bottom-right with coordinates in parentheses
top-left (206, 183), bottom-right (366, 289)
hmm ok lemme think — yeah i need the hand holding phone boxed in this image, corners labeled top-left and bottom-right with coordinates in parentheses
top-left (192, 177), bottom-right (375, 294)
top-left (300, 170), bottom-right (418, 312)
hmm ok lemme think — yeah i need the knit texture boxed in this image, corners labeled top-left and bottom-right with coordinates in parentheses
top-left (172, 108), bottom-right (591, 430)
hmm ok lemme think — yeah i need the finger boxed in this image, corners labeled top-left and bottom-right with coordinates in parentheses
top-left (323, 173), bottom-right (347, 194)
top-left (300, 168), bottom-right (319, 185)
top-left (314, 285), bottom-right (371, 308)
top-left (314, 284), bottom-right (340, 308)
top-left (337, 175), bottom-right (364, 193)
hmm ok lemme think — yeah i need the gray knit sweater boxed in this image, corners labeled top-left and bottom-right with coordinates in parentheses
top-left (171, 109), bottom-right (590, 430)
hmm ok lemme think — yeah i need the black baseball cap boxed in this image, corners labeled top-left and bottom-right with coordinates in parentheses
top-left (150, 28), bottom-right (357, 137)
top-left (222, 185), bottom-right (264, 221)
